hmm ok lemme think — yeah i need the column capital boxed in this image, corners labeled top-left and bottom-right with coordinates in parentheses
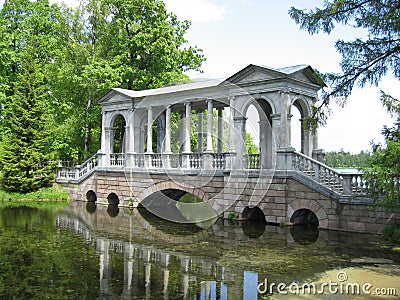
top-left (270, 113), bottom-right (281, 120)
top-left (206, 99), bottom-right (213, 104)
top-left (228, 96), bottom-right (235, 101)
top-left (233, 116), bottom-right (247, 122)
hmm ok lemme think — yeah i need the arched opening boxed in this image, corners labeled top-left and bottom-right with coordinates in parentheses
top-left (290, 208), bottom-right (319, 227)
top-left (241, 206), bottom-right (267, 239)
top-left (291, 99), bottom-right (311, 156)
top-left (245, 104), bottom-right (260, 156)
top-left (244, 99), bottom-right (274, 169)
top-left (86, 190), bottom-right (97, 202)
top-left (242, 206), bottom-right (266, 221)
top-left (107, 193), bottom-right (119, 205)
top-left (139, 189), bottom-right (217, 227)
top-left (291, 103), bottom-right (302, 152)
top-left (112, 114), bottom-right (126, 153)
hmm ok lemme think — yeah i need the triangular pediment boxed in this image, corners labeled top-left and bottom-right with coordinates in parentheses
top-left (98, 88), bottom-right (140, 104)
top-left (225, 64), bottom-right (325, 87)
top-left (225, 64), bottom-right (284, 84)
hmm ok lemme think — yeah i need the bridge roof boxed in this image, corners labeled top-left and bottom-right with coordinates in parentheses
top-left (98, 64), bottom-right (325, 104)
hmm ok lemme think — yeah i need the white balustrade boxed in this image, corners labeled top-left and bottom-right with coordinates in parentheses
top-left (246, 154), bottom-right (260, 169)
top-left (110, 153), bottom-right (125, 166)
top-left (292, 151), bottom-right (366, 196)
top-left (57, 154), bottom-right (99, 180)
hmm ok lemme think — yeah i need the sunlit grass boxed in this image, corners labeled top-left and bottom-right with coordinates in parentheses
top-left (0, 185), bottom-right (70, 210)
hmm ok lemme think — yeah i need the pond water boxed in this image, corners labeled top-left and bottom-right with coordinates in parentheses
top-left (1, 201), bottom-right (399, 299)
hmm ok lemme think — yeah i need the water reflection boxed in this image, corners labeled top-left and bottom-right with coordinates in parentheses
top-left (55, 201), bottom-right (400, 299)
top-left (86, 201), bottom-right (97, 214)
top-left (107, 204), bottom-right (119, 217)
top-left (241, 220), bottom-right (266, 239)
top-left (290, 225), bottom-right (319, 245)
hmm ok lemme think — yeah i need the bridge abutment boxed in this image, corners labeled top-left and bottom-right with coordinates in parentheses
top-left (60, 169), bottom-right (397, 234)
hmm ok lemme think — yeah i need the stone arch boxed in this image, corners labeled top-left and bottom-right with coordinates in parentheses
top-left (107, 192), bottom-right (120, 205)
top-left (241, 94), bottom-right (276, 117)
top-left (290, 95), bottom-right (313, 156)
top-left (105, 110), bottom-right (129, 129)
top-left (290, 209), bottom-right (319, 226)
top-left (287, 199), bottom-right (328, 228)
top-left (290, 95), bottom-right (311, 118)
top-left (240, 94), bottom-right (275, 169)
top-left (242, 206), bottom-right (266, 221)
top-left (86, 190), bottom-right (97, 202)
top-left (110, 114), bottom-right (127, 153)
top-left (136, 181), bottom-right (212, 205)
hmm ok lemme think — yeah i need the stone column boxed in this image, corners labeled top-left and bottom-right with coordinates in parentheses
top-left (233, 116), bottom-right (247, 169)
top-left (163, 106), bottom-right (172, 169)
top-left (228, 97), bottom-right (236, 152)
top-left (312, 128), bottom-right (318, 150)
top-left (125, 123), bottom-right (134, 168)
top-left (280, 91), bottom-right (291, 148)
top-left (183, 102), bottom-right (192, 153)
top-left (157, 112), bottom-right (166, 153)
top-left (300, 118), bottom-right (311, 156)
top-left (198, 110), bottom-right (204, 152)
top-left (106, 128), bottom-right (114, 154)
top-left (164, 106), bottom-right (172, 153)
top-left (146, 107), bottom-right (153, 153)
top-left (271, 114), bottom-right (281, 150)
top-left (206, 100), bottom-right (214, 152)
top-left (259, 119), bottom-right (272, 169)
top-left (100, 111), bottom-right (107, 153)
top-left (217, 107), bottom-right (223, 153)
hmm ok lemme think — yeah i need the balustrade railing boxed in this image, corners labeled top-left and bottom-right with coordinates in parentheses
top-left (150, 153), bottom-right (163, 168)
top-left (212, 153), bottom-right (226, 169)
top-left (57, 154), bottom-right (99, 180)
top-left (246, 154), bottom-right (260, 169)
top-left (292, 151), bottom-right (366, 196)
top-left (110, 153), bottom-right (125, 166)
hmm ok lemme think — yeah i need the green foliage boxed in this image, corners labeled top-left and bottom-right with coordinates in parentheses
top-left (0, 0), bottom-right (205, 192)
top-left (0, 186), bottom-right (70, 203)
top-left (325, 149), bottom-right (371, 168)
top-left (0, 54), bottom-right (56, 193)
top-left (289, 0), bottom-right (400, 127)
top-left (363, 97), bottom-right (400, 210)
top-left (246, 132), bottom-right (259, 154)
top-left (382, 222), bottom-right (400, 244)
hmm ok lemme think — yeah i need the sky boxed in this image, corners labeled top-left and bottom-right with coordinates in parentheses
top-left (1, 0), bottom-right (398, 153)
top-left (162, 0), bottom-right (399, 153)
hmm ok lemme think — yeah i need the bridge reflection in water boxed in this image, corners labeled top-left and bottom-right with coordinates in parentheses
top-left (57, 201), bottom-right (374, 299)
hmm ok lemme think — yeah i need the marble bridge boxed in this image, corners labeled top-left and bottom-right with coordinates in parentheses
top-left (57, 64), bottom-right (395, 233)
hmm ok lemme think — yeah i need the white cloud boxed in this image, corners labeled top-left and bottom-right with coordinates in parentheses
top-left (164, 0), bottom-right (228, 23)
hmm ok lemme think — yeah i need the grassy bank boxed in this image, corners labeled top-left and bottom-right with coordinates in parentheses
top-left (0, 185), bottom-right (70, 209)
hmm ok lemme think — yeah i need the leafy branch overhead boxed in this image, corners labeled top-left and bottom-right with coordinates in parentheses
top-left (289, 0), bottom-right (400, 126)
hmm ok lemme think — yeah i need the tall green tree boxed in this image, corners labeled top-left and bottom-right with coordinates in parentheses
top-left (101, 0), bottom-right (204, 90)
top-left (289, 1), bottom-right (400, 210)
top-left (0, 0), bottom-right (63, 127)
top-left (47, 0), bottom-right (204, 161)
top-left (289, 0), bottom-right (400, 127)
top-left (0, 54), bottom-right (55, 192)
top-left (364, 96), bottom-right (400, 210)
